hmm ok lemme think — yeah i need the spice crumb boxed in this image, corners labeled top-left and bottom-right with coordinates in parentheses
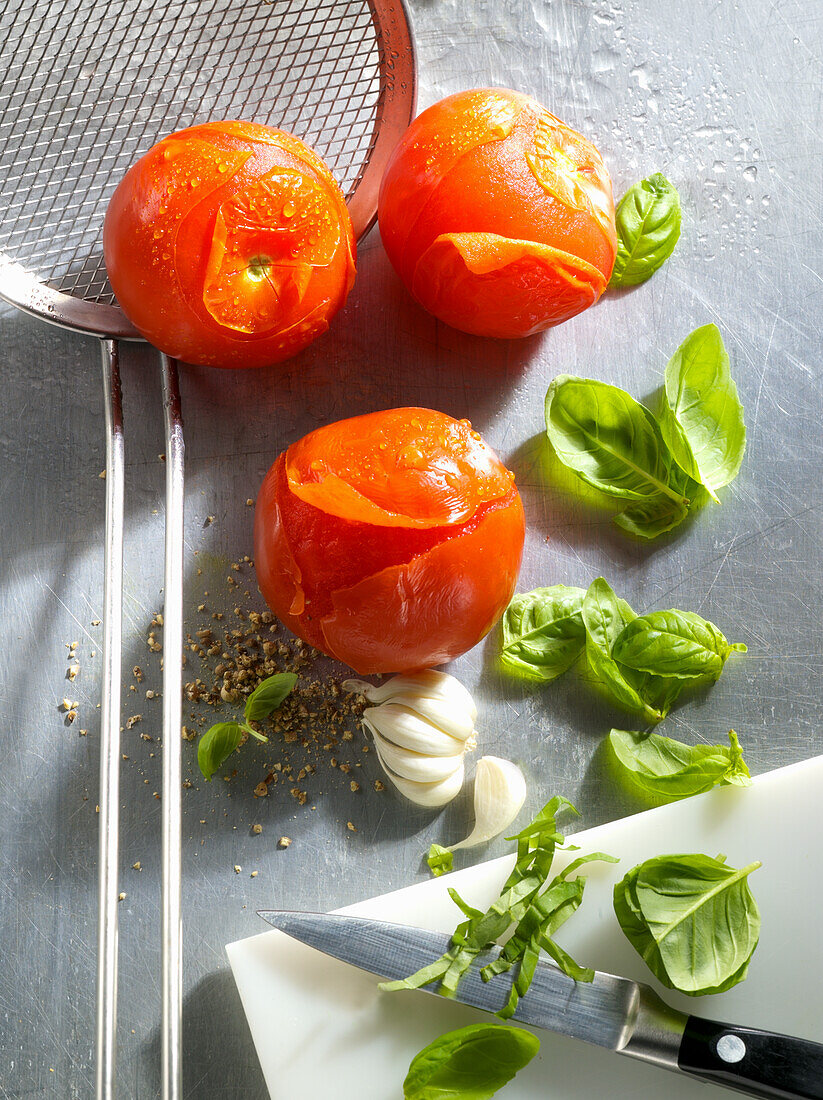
top-left (278, 836), bottom-right (292, 849)
top-left (252, 824), bottom-right (263, 835)
top-left (346, 821), bottom-right (357, 832)
top-left (250, 870), bottom-right (258, 878)
top-left (118, 892), bottom-right (126, 901)
top-left (350, 781), bottom-right (360, 792)
top-left (374, 780), bottom-right (385, 792)
top-left (132, 862), bottom-right (142, 871)
top-left (233, 865), bottom-right (242, 874)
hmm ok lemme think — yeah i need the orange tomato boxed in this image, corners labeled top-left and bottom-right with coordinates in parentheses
top-left (254, 408), bottom-right (525, 674)
top-left (103, 121), bottom-right (355, 369)
top-left (378, 88), bottom-right (616, 338)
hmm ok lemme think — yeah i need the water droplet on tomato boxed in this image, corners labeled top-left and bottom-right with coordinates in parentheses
top-left (153, 229), bottom-right (162, 239)
top-left (470, 430), bottom-right (481, 441)
top-left (282, 201), bottom-right (296, 218)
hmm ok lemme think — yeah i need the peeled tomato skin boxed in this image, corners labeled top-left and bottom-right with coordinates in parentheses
top-left (319, 495), bottom-right (526, 675)
top-left (103, 121), bottom-right (356, 369)
top-left (377, 88), bottom-right (525, 271)
top-left (399, 107), bottom-right (615, 285)
top-left (254, 407), bottom-right (527, 674)
top-left (377, 88), bottom-right (616, 339)
top-left (410, 232), bottom-right (606, 338)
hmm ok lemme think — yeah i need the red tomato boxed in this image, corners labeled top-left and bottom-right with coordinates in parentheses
top-left (254, 408), bottom-right (525, 674)
top-left (103, 121), bottom-right (356, 369)
top-left (378, 88), bottom-right (616, 339)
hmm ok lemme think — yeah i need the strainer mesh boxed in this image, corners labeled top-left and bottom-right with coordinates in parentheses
top-left (0, 0), bottom-right (381, 304)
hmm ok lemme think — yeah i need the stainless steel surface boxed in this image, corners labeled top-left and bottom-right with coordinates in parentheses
top-left (160, 358), bottom-right (185, 1100)
top-left (95, 341), bottom-right (125, 1100)
top-left (3, 1), bottom-right (823, 1097)
top-left (257, 910), bottom-right (688, 1058)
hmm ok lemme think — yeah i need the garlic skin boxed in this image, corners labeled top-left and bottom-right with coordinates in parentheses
top-left (450, 756), bottom-right (527, 850)
top-left (343, 670), bottom-right (478, 807)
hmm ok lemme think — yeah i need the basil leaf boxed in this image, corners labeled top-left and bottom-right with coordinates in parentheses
top-left (614, 853), bottom-right (761, 995)
top-left (609, 173), bottom-right (681, 288)
top-left (197, 721), bottom-right (245, 781)
top-left (381, 796), bottom-right (581, 1001)
top-left (581, 578), bottom-right (665, 723)
top-left (500, 585), bottom-right (587, 681)
top-left (487, 851), bottom-right (618, 1018)
top-left (545, 376), bottom-right (688, 506)
top-left (608, 729), bottom-right (752, 801)
top-left (427, 843), bottom-right (454, 877)
top-left (614, 464), bottom-right (703, 540)
top-left (403, 1023), bottom-right (539, 1100)
top-left (244, 672), bottom-right (297, 722)
top-left (613, 610), bottom-right (746, 680)
top-left (658, 324), bottom-right (746, 502)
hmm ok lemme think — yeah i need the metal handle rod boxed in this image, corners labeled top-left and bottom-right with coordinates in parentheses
top-left (160, 354), bottom-right (185, 1100)
top-left (96, 339), bottom-right (125, 1100)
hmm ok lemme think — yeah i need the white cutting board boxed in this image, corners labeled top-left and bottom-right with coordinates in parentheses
top-left (227, 756), bottom-right (823, 1099)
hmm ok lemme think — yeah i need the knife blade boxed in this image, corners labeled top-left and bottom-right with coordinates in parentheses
top-left (259, 909), bottom-right (823, 1099)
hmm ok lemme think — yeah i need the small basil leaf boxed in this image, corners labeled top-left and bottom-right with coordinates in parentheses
top-left (581, 579), bottom-right (664, 723)
top-left (427, 843), bottom-right (454, 877)
top-left (608, 728), bottom-right (752, 801)
top-left (614, 465), bottom-right (703, 540)
top-left (658, 324), bottom-right (746, 502)
top-left (501, 585), bottom-right (587, 681)
top-left (244, 672), bottom-right (297, 722)
top-left (197, 722), bottom-right (245, 781)
top-left (403, 1023), bottom-right (540, 1100)
top-left (613, 610), bottom-right (746, 680)
top-left (609, 173), bottom-right (681, 288)
top-left (614, 853), bottom-right (761, 996)
top-left (545, 376), bottom-right (688, 506)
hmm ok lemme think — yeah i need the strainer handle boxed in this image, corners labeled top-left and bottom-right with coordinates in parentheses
top-left (96, 340), bottom-right (125, 1100)
top-left (160, 354), bottom-right (185, 1100)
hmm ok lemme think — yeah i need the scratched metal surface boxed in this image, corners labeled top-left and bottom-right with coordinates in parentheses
top-left (1, 0), bottom-right (822, 1096)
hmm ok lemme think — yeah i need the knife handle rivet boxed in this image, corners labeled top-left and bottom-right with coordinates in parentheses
top-left (716, 1034), bottom-right (747, 1064)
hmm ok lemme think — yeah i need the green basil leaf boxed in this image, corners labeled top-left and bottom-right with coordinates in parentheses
top-left (581, 579), bottom-right (665, 723)
top-left (658, 324), bottom-right (746, 502)
top-left (197, 721), bottom-right (245, 781)
top-left (500, 585), bottom-right (587, 681)
top-left (545, 376), bottom-right (688, 507)
top-left (608, 728), bottom-right (752, 801)
top-left (609, 173), bottom-right (681, 288)
top-left (613, 610), bottom-right (746, 680)
top-left (244, 672), bottom-right (297, 722)
top-left (614, 464), bottom-right (703, 540)
top-left (381, 796), bottom-right (580, 1001)
top-left (614, 853), bottom-right (761, 996)
top-left (403, 1023), bottom-right (540, 1100)
top-left (427, 843), bottom-right (454, 877)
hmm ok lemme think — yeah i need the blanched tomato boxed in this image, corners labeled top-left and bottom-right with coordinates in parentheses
top-left (378, 88), bottom-right (616, 339)
top-left (103, 121), bottom-right (355, 369)
top-left (254, 408), bottom-right (525, 674)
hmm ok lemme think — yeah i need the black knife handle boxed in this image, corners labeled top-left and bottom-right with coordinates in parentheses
top-left (678, 1015), bottom-right (823, 1098)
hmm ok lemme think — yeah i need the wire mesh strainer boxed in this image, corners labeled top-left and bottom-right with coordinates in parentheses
top-left (0, 1), bottom-right (416, 1095)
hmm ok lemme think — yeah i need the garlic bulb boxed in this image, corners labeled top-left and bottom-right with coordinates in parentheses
top-left (450, 756), bottom-right (527, 850)
top-left (343, 670), bottom-right (478, 808)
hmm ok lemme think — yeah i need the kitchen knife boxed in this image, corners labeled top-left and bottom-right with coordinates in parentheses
top-left (258, 909), bottom-right (823, 1100)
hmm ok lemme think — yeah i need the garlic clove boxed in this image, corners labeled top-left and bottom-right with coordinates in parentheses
top-left (344, 670), bottom-right (477, 731)
top-left (450, 756), bottom-right (527, 851)
top-left (376, 751), bottom-right (466, 808)
top-left (362, 704), bottom-right (468, 756)
top-left (371, 730), bottom-right (465, 783)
